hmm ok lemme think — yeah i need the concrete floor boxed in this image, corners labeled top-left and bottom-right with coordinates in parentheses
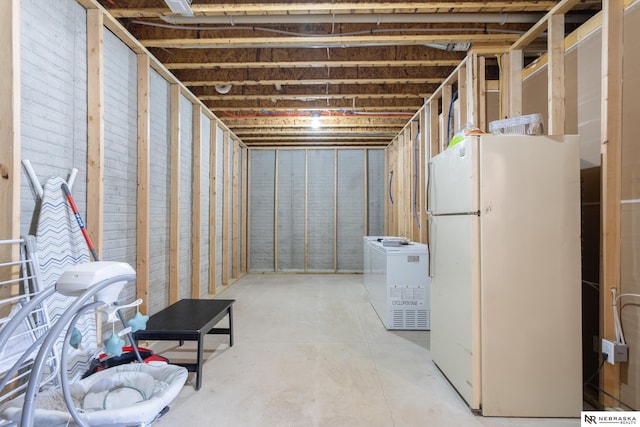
top-left (152, 274), bottom-right (579, 427)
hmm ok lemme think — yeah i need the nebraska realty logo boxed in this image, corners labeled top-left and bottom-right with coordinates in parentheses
top-left (582, 411), bottom-right (639, 425)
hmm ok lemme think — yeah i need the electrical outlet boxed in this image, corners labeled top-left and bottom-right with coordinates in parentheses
top-left (602, 339), bottom-right (629, 364)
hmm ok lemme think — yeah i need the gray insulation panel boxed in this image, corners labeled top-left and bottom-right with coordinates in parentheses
top-left (307, 149), bottom-right (335, 272)
top-left (337, 150), bottom-right (365, 272)
top-left (148, 70), bottom-right (171, 314)
top-left (367, 149), bottom-right (385, 236)
top-left (277, 150), bottom-right (306, 271)
top-left (249, 150), bottom-right (276, 271)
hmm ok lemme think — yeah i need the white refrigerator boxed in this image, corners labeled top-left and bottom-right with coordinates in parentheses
top-left (428, 135), bottom-right (582, 417)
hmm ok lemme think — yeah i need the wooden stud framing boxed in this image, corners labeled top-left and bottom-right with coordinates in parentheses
top-left (136, 53), bottom-right (150, 313)
top-left (466, 54), bottom-right (477, 126)
top-left (411, 120), bottom-right (420, 241)
top-left (478, 56), bottom-right (487, 132)
top-left (169, 84), bottom-right (181, 304)
top-left (208, 120), bottom-right (218, 295)
top-left (600, 0), bottom-right (623, 407)
top-left (404, 126), bottom-right (413, 239)
top-left (394, 135), bottom-right (403, 237)
top-left (499, 52), bottom-right (510, 120)
top-left (428, 100), bottom-right (440, 158)
top-left (86, 9), bottom-right (104, 259)
top-left (191, 105), bottom-right (202, 299)
top-left (0, 0), bottom-right (20, 242)
top-left (383, 146), bottom-right (388, 236)
top-left (241, 146), bottom-right (248, 274)
top-left (441, 85), bottom-right (453, 152)
top-left (508, 49), bottom-right (523, 118)
top-left (232, 139), bottom-right (240, 279)
top-left (274, 149), bottom-right (279, 272)
top-left (0, 0), bottom-right (20, 304)
top-left (547, 13), bottom-right (565, 135)
top-left (457, 64), bottom-right (467, 133)
top-left (364, 149), bottom-right (369, 236)
top-left (419, 108), bottom-right (428, 244)
top-left (333, 148), bottom-right (338, 272)
top-left (246, 147), bottom-right (252, 273)
top-left (304, 149), bottom-right (309, 270)
top-left (221, 130), bottom-right (230, 286)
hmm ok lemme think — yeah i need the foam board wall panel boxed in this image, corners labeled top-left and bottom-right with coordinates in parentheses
top-left (103, 29), bottom-right (138, 308)
top-left (20, 0), bottom-right (88, 235)
top-left (200, 114), bottom-right (211, 297)
top-left (249, 150), bottom-right (276, 271)
top-left (179, 95), bottom-right (193, 301)
top-left (367, 149), bottom-right (385, 236)
top-left (148, 70), bottom-right (171, 315)
top-left (277, 150), bottom-right (306, 271)
top-left (337, 150), bottom-right (365, 272)
top-left (307, 149), bottom-right (336, 272)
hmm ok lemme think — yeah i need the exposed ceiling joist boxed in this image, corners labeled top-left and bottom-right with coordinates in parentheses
top-left (99, 0), bottom-right (601, 147)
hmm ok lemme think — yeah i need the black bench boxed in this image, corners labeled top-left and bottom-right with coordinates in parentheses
top-left (134, 299), bottom-right (235, 390)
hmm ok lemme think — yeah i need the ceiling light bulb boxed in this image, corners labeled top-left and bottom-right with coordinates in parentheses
top-left (310, 117), bottom-right (321, 129)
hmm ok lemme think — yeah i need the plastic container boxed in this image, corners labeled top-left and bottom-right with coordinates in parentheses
top-left (489, 113), bottom-right (544, 135)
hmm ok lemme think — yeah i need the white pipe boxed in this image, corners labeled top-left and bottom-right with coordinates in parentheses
top-left (163, 12), bottom-right (547, 25)
top-left (67, 168), bottom-right (78, 191)
top-left (21, 160), bottom-right (43, 200)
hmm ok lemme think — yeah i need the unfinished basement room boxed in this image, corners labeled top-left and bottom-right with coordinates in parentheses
top-left (1, 0), bottom-right (639, 426)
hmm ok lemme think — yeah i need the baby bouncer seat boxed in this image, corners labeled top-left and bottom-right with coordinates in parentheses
top-left (0, 240), bottom-right (187, 427)
top-left (0, 172), bottom-right (187, 426)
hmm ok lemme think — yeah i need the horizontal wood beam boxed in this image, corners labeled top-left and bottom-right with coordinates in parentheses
top-left (165, 60), bottom-right (461, 70)
top-left (212, 105), bottom-right (421, 113)
top-left (222, 116), bottom-right (409, 128)
top-left (140, 34), bottom-right (519, 49)
top-left (184, 78), bottom-right (443, 87)
top-left (200, 93), bottom-right (430, 101)
top-left (232, 127), bottom-right (400, 135)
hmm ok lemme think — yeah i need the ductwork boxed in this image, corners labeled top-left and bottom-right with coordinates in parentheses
top-left (162, 12), bottom-right (547, 25)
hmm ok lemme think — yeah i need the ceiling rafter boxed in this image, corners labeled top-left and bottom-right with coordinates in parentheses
top-left (98, 0), bottom-right (602, 147)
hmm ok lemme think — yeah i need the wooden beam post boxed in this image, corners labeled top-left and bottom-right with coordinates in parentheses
top-left (169, 84), bottom-right (181, 304)
top-left (508, 49), bottom-right (523, 118)
top-left (428, 99), bottom-right (440, 158)
top-left (478, 56), bottom-right (487, 132)
top-left (232, 139), bottom-right (240, 278)
top-left (221, 130), bottom-right (230, 286)
top-left (499, 52), bottom-right (510, 120)
top-left (274, 149), bottom-right (279, 272)
top-left (547, 14), bottom-right (565, 135)
top-left (457, 63), bottom-right (467, 133)
top-left (419, 107), bottom-right (428, 244)
top-left (136, 53), bottom-right (150, 313)
top-left (442, 85), bottom-right (453, 151)
top-left (208, 121), bottom-right (218, 295)
top-left (86, 9), bottom-right (104, 259)
top-left (241, 146), bottom-right (248, 274)
top-left (411, 120), bottom-right (420, 241)
top-left (0, 0), bottom-right (21, 302)
top-left (191, 105), bottom-right (202, 299)
top-left (599, 0), bottom-right (623, 407)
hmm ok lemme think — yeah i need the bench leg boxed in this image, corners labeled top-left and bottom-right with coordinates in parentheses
top-left (195, 335), bottom-right (204, 390)
top-left (228, 306), bottom-right (234, 347)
